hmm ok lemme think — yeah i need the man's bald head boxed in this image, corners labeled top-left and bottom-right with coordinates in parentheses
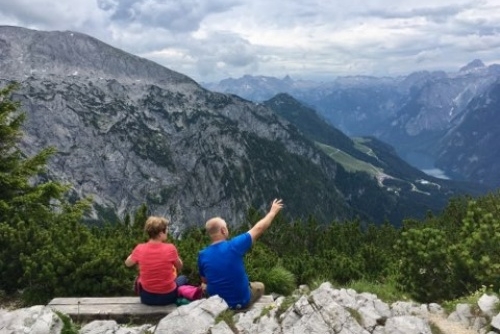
top-left (205, 217), bottom-right (227, 238)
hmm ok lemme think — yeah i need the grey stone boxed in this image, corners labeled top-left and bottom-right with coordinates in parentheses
top-left (491, 313), bottom-right (500, 330)
top-left (78, 320), bottom-right (153, 334)
top-left (210, 320), bottom-right (235, 334)
top-left (4, 281), bottom-right (499, 334)
top-left (391, 301), bottom-right (426, 317)
top-left (428, 303), bottom-right (445, 315)
top-left (472, 316), bottom-right (489, 332)
top-left (0, 305), bottom-right (63, 334)
top-left (478, 294), bottom-right (499, 317)
top-left (384, 315), bottom-right (432, 334)
top-left (155, 296), bottom-right (228, 334)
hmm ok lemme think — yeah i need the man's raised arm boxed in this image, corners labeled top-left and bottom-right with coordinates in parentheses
top-left (248, 199), bottom-right (283, 242)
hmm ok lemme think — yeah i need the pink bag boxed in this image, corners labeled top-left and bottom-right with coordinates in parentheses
top-left (177, 285), bottom-right (203, 300)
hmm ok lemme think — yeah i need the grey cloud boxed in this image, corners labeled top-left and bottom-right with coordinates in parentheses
top-left (0, 0), bottom-right (107, 41)
top-left (0, 1), bottom-right (61, 27)
top-left (98, 0), bottom-right (241, 33)
top-left (365, 3), bottom-right (475, 23)
top-left (188, 32), bottom-right (258, 78)
top-left (450, 18), bottom-right (500, 37)
top-left (211, 34), bottom-right (257, 66)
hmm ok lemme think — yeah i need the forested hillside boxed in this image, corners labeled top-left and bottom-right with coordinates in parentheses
top-left (1, 83), bottom-right (499, 307)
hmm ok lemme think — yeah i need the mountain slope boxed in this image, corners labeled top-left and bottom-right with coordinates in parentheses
top-left (435, 80), bottom-right (500, 186)
top-left (0, 26), bottom-right (356, 229)
top-left (263, 93), bottom-right (489, 222)
top-left (205, 64), bottom-right (500, 187)
top-left (0, 26), bottom-right (487, 229)
top-left (0, 25), bottom-right (194, 86)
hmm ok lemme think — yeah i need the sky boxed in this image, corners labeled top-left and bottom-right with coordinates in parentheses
top-left (1, 0), bottom-right (500, 83)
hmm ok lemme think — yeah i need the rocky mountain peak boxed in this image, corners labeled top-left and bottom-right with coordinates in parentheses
top-left (0, 25), bottom-right (198, 88)
top-left (459, 59), bottom-right (485, 72)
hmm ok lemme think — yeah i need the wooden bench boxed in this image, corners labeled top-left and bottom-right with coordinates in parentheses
top-left (48, 296), bottom-right (177, 323)
top-left (47, 295), bottom-right (275, 323)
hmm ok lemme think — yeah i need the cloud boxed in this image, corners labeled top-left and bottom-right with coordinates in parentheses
top-left (98, 0), bottom-right (241, 32)
top-left (0, 0), bottom-right (105, 30)
top-left (365, 3), bottom-right (473, 23)
top-left (142, 30), bottom-right (258, 80)
top-left (0, 0), bottom-right (499, 81)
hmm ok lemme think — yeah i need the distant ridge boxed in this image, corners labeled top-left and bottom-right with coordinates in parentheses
top-left (0, 25), bottom-right (197, 87)
top-left (459, 59), bottom-right (485, 72)
top-left (204, 59), bottom-right (500, 188)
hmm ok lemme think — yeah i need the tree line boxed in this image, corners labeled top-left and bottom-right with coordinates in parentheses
top-left (1, 83), bottom-right (499, 306)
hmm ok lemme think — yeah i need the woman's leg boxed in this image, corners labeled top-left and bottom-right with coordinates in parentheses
top-left (139, 288), bottom-right (178, 305)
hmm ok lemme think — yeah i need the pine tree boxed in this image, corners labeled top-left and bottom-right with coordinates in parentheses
top-left (0, 83), bottom-right (91, 299)
top-left (0, 83), bottom-right (66, 224)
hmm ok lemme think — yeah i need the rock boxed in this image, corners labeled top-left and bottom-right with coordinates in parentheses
top-left (391, 301), bottom-right (427, 317)
top-left (384, 316), bottom-right (432, 334)
top-left (450, 303), bottom-right (474, 328)
top-left (478, 294), bottom-right (499, 317)
top-left (210, 320), bottom-right (234, 334)
top-left (155, 296), bottom-right (228, 334)
top-left (428, 303), bottom-right (445, 315)
top-left (79, 320), bottom-right (153, 334)
top-left (3, 283), bottom-right (499, 334)
top-left (491, 312), bottom-right (500, 331)
top-left (280, 283), bottom-right (370, 334)
top-left (0, 305), bottom-right (63, 334)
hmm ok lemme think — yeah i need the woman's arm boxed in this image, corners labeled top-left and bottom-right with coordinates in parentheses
top-left (174, 257), bottom-right (183, 271)
top-left (124, 254), bottom-right (136, 267)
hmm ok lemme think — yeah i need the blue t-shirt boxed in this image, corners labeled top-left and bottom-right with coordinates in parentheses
top-left (198, 232), bottom-right (252, 309)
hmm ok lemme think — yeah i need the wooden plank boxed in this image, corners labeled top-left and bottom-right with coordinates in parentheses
top-left (48, 301), bottom-right (176, 323)
top-left (49, 297), bottom-right (141, 305)
top-left (48, 303), bottom-right (176, 315)
top-left (47, 296), bottom-right (176, 323)
top-left (48, 295), bottom-right (275, 307)
top-left (46, 295), bottom-right (276, 323)
top-left (49, 304), bottom-right (177, 317)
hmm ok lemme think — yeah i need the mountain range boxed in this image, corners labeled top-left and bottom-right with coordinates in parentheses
top-left (205, 62), bottom-right (500, 188)
top-left (0, 26), bottom-right (490, 230)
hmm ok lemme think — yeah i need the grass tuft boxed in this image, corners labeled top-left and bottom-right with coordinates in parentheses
top-left (441, 285), bottom-right (496, 315)
top-left (345, 279), bottom-right (408, 303)
top-left (262, 266), bottom-right (296, 296)
top-left (55, 311), bottom-right (80, 334)
top-left (215, 309), bottom-right (237, 333)
top-left (276, 295), bottom-right (298, 321)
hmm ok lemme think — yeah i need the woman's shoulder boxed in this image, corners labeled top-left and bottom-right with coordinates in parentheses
top-left (162, 242), bottom-right (178, 250)
top-left (134, 242), bottom-right (148, 249)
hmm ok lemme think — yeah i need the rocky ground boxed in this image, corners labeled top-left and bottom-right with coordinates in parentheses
top-left (428, 314), bottom-right (479, 334)
top-left (2, 283), bottom-right (498, 334)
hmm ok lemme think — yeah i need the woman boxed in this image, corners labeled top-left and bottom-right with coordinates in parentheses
top-left (125, 216), bottom-right (187, 305)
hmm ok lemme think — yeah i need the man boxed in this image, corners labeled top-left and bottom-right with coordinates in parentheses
top-left (198, 199), bottom-right (284, 310)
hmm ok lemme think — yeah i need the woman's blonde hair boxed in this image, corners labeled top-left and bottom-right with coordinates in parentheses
top-left (144, 216), bottom-right (168, 238)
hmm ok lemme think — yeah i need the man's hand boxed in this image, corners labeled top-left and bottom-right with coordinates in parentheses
top-left (269, 199), bottom-right (284, 215)
top-left (249, 198), bottom-right (284, 242)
